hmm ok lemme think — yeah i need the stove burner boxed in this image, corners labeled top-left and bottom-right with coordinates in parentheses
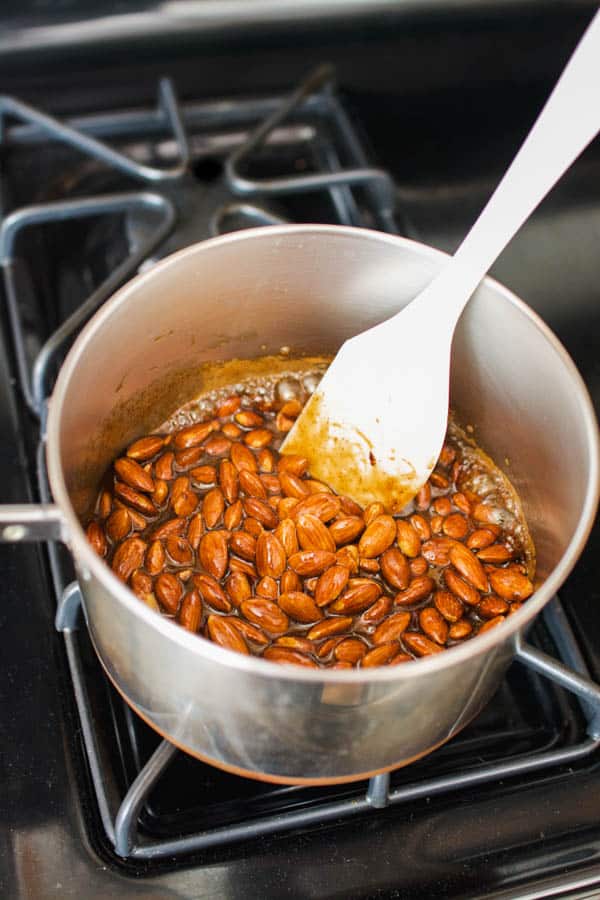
top-left (1, 64), bottom-right (599, 873)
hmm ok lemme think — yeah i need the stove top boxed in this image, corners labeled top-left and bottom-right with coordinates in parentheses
top-left (2, 5), bottom-right (600, 898)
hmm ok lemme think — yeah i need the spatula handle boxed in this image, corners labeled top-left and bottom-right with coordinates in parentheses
top-left (406, 9), bottom-right (600, 326)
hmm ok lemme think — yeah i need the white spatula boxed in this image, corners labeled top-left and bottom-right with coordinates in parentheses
top-left (283, 10), bottom-right (600, 511)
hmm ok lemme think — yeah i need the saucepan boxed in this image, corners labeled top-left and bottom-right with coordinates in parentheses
top-left (1, 225), bottom-right (597, 784)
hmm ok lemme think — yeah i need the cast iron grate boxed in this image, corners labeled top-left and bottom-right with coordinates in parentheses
top-left (1, 66), bottom-right (599, 866)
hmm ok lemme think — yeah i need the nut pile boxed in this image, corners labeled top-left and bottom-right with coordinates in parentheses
top-left (86, 385), bottom-right (534, 669)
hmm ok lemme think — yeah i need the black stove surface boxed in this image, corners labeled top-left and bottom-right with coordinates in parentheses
top-left (2, 4), bottom-right (600, 899)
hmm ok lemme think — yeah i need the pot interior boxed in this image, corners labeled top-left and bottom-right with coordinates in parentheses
top-left (52, 226), bottom-right (597, 587)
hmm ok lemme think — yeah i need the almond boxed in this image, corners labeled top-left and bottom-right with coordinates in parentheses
top-left (230, 617), bottom-right (269, 646)
top-left (262, 647), bottom-right (318, 667)
top-left (414, 483), bottom-right (431, 511)
top-left (112, 537), bottom-right (146, 581)
top-left (394, 575), bottom-right (435, 606)
top-left (359, 595), bottom-right (392, 625)
top-left (358, 515), bottom-right (396, 558)
top-left (278, 454), bottom-right (309, 476)
top-left (421, 537), bottom-right (459, 567)
top-left (444, 567), bottom-right (481, 606)
top-left (207, 614), bottom-right (249, 654)
top-left (433, 590), bottom-right (463, 623)
top-left (257, 448), bottom-right (276, 472)
top-left (296, 514), bottom-right (336, 553)
top-left (179, 590), bottom-right (202, 632)
top-left (476, 544), bottom-right (513, 564)
top-left (106, 507), bottom-right (131, 543)
top-left (330, 580), bottom-right (381, 614)
top-left (204, 435), bottom-right (232, 457)
top-left (335, 544), bottom-right (359, 573)
top-left (278, 591), bottom-right (322, 623)
top-left (218, 459), bottom-right (239, 503)
top-left (199, 531), bottom-right (228, 579)
top-left (279, 471), bottom-right (311, 499)
top-left (114, 481), bottom-right (157, 517)
top-left (225, 571), bottom-right (252, 606)
top-left (396, 519), bottom-right (421, 558)
top-left (419, 607), bottom-right (449, 645)
top-left (165, 534), bottom-right (194, 566)
top-left (241, 598), bottom-right (289, 634)
top-left (288, 549), bottom-right (337, 576)
top-left (86, 521), bottom-right (107, 557)
top-left (243, 428), bottom-right (272, 449)
top-left (256, 575), bottom-right (279, 599)
top-left (314, 564), bottom-right (349, 607)
top-left (224, 500), bottom-right (243, 531)
top-left (256, 532), bottom-right (287, 578)
top-left (478, 595), bottom-right (509, 618)
top-left (292, 492), bottom-right (341, 522)
top-left (239, 469), bottom-right (268, 499)
top-left (202, 487), bottom-right (225, 528)
top-left (170, 476), bottom-right (198, 517)
top-left (131, 569), bottom-right (153, 598)
top-left (235, 409), bottom-right (264, 428)
top-left (145, 540), bottom-right (166, 575)
top-left (339, 495), bottom-right (363, 516)
top-left (410, 556), bottom-right (429, 577)
top-left (193, 573), bottom-right (231, 612)
top-left (452, 492), bottom-right (471, 515)
top-left (175, 446), bottom-right (204, 469)
top-left (442, 513), bottom-right (468, 540)
top-left (243, 497), bottom-right (278, 529)
top-left (187, 513), bottom-right (204, 549)
top-left (274, 636), bottom-right (315, 653)
top-left (281, 568), bottom-right (302, 593)
top-left (380, 547), bottom-right (410, 591)
top-left (488, 568), bottom-right (534, 601)
top-left (335, 638), bottom-right (367, 664)
top-left (155, 572), bottom-right (183, 614)
top-left (114, 457), bottom-right (155, 493)
top-left (328, 516), bottom-right (365, 546)
top-left (449, 544), bottom-right (489, 592)
top-left (307, 616), bottom-right (354, 641)
top-left (466, 528), bottom-right (497, 550)
top-left (173, 421), bottom-right (213, 450)
top-left (126, 435), bottom-right (165, 460)
top-left (154, 451), bottom-right (174, 481)
top-left (372, 611), bottom-right (411, 645)
top-left (229, 557), bottom-right (257, 579)
top-left (152, 479), bottom-right (168, 505)
top-left (409, 514), bottom-right (431, 542)
top-left (403, 632), bottom-right (443, 657)
top-left (230, 530), bottom-right (256, 561)
top-left (361, 644), bottom-right (399, 667)
top-left (478, 615), bottom-right (506, 634)
top-left (230, 442), bottom-right (258, 472)
top-left (216, 395), bottom-right (241, 417)
top-left (260, 474), bottom-right (281, 495)
top-left (449, 619), bottom-right (473, 640)
top-left (98, 490), bottom-right (112, 519)
top-left (148, 516), bottom-right (186, 540)
top-left (190, 464), bottom-right (217, 485)
top-left (275, 518), bottom-right (299, 557)
top-left (364, 502), bottom-right (385, 526)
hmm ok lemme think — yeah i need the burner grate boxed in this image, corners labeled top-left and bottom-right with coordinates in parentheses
top-left (54, 585), bottom-right (600, 862)
top-left (2, 65), bottom-right (599, 871)
top-left (0, 66), bottom-right (399, 417)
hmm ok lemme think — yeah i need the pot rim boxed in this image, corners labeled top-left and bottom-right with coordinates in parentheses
top-left (46, 224), bottom-right (600, 684)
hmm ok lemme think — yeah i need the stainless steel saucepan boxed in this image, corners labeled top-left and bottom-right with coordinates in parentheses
top-left (1, 225), bottom-right (597, 784)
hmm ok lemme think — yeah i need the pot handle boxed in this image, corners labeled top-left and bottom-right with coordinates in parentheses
top-left (0, 504), bottom-right (68, 542)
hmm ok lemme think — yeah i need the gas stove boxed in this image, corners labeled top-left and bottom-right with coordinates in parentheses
top-left (2, 4), bottom-right (600, 899)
